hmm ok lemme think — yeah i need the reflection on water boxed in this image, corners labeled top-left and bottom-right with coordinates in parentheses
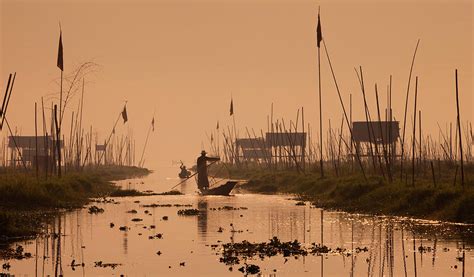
top-left (1, 167), bottom-right (473, 276)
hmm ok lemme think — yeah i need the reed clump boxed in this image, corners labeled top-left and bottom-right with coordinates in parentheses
top-left (0, 165), bottom-right (150, 240)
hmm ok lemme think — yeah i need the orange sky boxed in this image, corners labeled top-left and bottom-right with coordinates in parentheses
top-left (1, 0), bottom-right (472, 166)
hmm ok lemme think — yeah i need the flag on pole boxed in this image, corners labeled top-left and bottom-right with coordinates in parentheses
top-left (229, 98), bottom-right (234, 116)
top-left (151, 117), bottom-right (155, 131)
top-left (57, 31), bottom-right (64, 71)
top-left (316, 12), bottom-right (322, 48)
top-left (122, 106), bottom-right (128, 123)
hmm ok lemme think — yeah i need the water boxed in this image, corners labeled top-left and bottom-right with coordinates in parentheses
top-left (2, 163), bottom-right (473, 276)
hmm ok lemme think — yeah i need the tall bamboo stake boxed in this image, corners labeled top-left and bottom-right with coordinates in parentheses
top-left (35, 102), bottom-right (39, 180)
top-left (322, 39), bottom-right (367, 181)
top-left (317, 8), bottom-right (324, 178)
top-left (412, 77), bottom-right (419, 186)
top-left (455, 69), bottom-right (464, 188)
top-left (400, 39), bottom-right (420, 181)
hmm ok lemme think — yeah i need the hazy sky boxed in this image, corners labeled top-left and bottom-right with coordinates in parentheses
top-left (1, 0), bottom-right (472, 167)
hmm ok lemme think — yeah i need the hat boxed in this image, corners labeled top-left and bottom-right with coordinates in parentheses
top-left (201, 150), bottom-right (207, 155)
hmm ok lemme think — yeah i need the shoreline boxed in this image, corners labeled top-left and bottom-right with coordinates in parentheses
top-left (223, 167), bottom-right (473, 224)
top-left (0, 165), bottom-right (151, 243)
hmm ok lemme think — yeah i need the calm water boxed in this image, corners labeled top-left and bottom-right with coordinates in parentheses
top-left (2, 163), bottom-right (473, 276)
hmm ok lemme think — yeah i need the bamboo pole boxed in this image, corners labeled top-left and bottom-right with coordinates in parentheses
top-left (35, 102), bottom-right (39, 180)
top-left (455, 69), bottom-right (464, 188)
top-left (322, 39), bottom-right (367, 181)
top-left (412, 77), bottom-right (419, 186)
top-left (401, 40), bottom-right (420, 181)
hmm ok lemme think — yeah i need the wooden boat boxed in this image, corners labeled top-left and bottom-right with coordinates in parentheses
top-left (200, 181), bottom-right (238, 196)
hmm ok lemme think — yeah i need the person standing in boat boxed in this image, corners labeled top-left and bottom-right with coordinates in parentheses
top-left (197, 150), bottom-right (220, 190)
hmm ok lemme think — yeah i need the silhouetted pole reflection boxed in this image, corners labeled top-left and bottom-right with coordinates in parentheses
top-left (432, 236), bottom-right (437, 267)
top-left (320, 209), bottom-right (324, 277)
top-left (413, 231), bottom-right (417, 277)
top-left (401, 226), bottom-right (408, 277)
top-left (462, 240), bottom-right (465, 277)
top-left (197, 199), bottom-right (209, 239)
top-left (350, 220), bottom-right (354, 277)
top-left (54, 216), bottom-right (63, 277)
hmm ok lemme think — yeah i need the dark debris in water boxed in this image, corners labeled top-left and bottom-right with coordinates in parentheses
top-left (94, 261), bottom-right (121, 269)
top-left (92, 198), bottom-right (119, 204)
top-left (210, 206), bottom-right (248, 211)
top-left (0, 245), bottom-right (33, 260)
top-left (177, 209), bottom-right (200, 216)
top-left (238, 263), bottom-right (260, 275)
top-left (141, 203), bottom-right (193, 208)
top-left (148, 233), bottom-right (163, 240)
top-left (131, 218), bottom-right (143, 222)
top-left (157, 190), bottom-right (183, 195)
top-left (88, 206), bottom-right (104, 214)
top-left (126, 209), bottom-right (138, 214)
top-left (2, 262), bottom-right (11, 270)
top-left (218, 236), bottom-right (365, 267)
top-left (119, 226), bottom-right (129, 231)
top-left (220, 237), bottom-right (307, 265)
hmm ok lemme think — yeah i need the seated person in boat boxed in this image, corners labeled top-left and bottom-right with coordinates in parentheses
top-left (179, 163), bottom-right (190, 178)
top-left (197, 150), bottom-right (220, 190)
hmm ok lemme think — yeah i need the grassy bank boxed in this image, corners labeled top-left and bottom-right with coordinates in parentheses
top-left (0, 165), bottom-right (150, 240)
top-left (214, 163), bottom-right (474, 224)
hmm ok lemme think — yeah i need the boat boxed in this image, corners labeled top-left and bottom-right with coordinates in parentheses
top-left (178, 170), bottom-right (191, 179)
top-left (200, 181), bottom-right (238, 196)
top-left (178, 163), bottom-right (192, 179)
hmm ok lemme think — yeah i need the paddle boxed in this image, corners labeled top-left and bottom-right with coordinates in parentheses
top-left (169, 160), bottom-right (219, 191)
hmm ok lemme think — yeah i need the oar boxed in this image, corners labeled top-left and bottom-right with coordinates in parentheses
top-left (169, 160), bottom-right (219, 191)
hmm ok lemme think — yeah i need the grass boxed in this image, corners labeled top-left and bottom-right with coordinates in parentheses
top-left (0, 165), bottom-right (150, 240)
top-left (214, 162), bottom-right (474, 224)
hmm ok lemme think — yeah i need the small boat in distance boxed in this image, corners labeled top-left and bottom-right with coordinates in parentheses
top-left (178, 162), bottom-right (191, 179)
top-left (200, 181), bottom-right (238, 196)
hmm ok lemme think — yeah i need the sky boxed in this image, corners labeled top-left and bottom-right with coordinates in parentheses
top-left (1, 0), bottom-right (472, 168)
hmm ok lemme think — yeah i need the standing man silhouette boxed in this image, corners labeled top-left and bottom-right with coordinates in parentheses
top-left (196, 150), bottom-right (220, 190)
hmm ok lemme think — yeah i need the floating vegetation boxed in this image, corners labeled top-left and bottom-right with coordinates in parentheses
top-left (157, 190), bottom-right (183, 195)
top-left (220, 237), bottom-right (307, 265)
top-left (210, 206), bottom-right (248, 211)
top-left (92, 198), bottom-right (118, 204)
top-left (418, 245), bottom-right (432, 253)
top-left (119, 226), bottom-right (128, 231)
top-left (238, 263), bottom-right (260, 275)
top-left (109, 189), bottom-right (156, 197)
top-left (131, 218), bottom-right (143, 222)
top-left (94, 261), bottom-right (121, 269)
top-left (141, 203), bottom-right (193, 208)
top-left (126, 209), bottom-right (138, 214)
top-left (218, 236), bottom-right (364, 267)
top-left (177, 209), bottom-right (200, 216)
top-left (310, 243), bottom-right (331, 254)
top-left (88, 206), bottom-right (104, 214)
top-left (0, 245), bottom-right (32, 260)
top-left (162, 216), bottom-right (169, 220)
top-left (148, 233), bottom-right (163, 240)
